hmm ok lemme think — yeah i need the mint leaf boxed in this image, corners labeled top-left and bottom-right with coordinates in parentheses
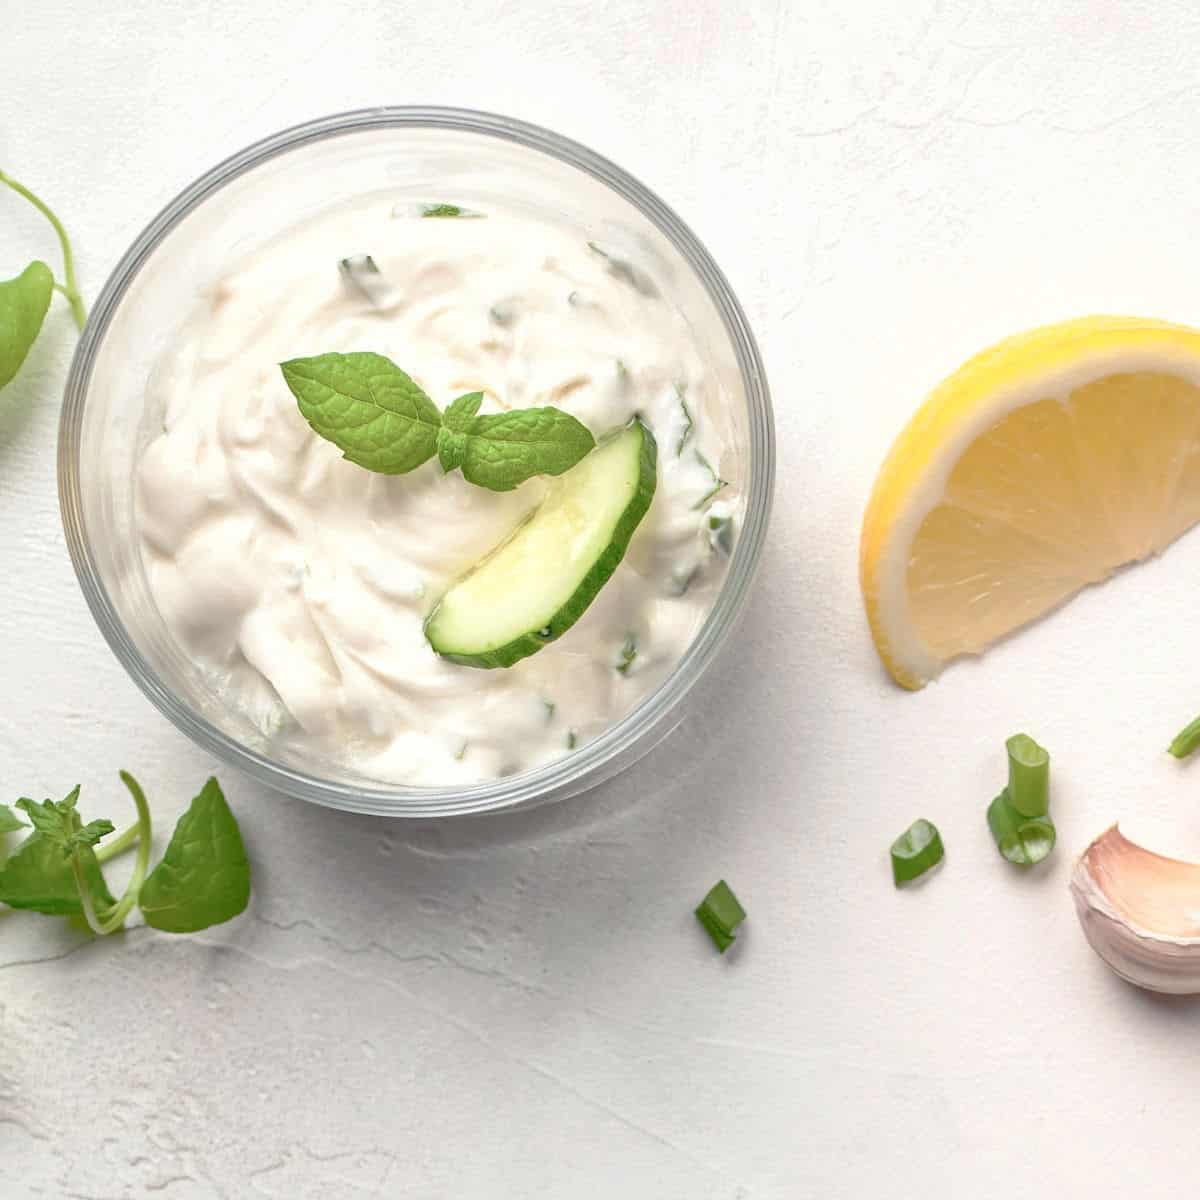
top-left (0, 261), bottom-right (54, 390)
top-left (16, 789), bottom-right (79, 845)
top-left (442, 391), bottom-right (484, 432)
top-left (0, 805), bottom-right (26, 835)
top-left (280, 352), bottom-right (442, 475)
top-left (0, 834), bottom-right (116, 917)
top-left (75, 818), bottom-right (117, 849)
top-left (437, 392), bottom-right (483, 474)
top-left (15, 789), bottom-right (113, 857)
top-left (139, 778), bottom-right (250, 933)
top-left (447, 407), bottom-right (595, 492)
top-left (437, 428), bottom-right (468, 474)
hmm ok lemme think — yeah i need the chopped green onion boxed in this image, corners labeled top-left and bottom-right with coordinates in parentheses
top-left (890, 819), bottom-right (945, 886)
top-left (1169, 715), bottom-right (1200, 759)
top-left (1006, 733), bottom-right (1050, 817)
top-left (586, 241), bottom-right (658, 297)
top-left (616, 633), bottom-right (638, 675)
top-left (338, 254), bottom-right (400, 308)
top-left (566, 730), bottom-right (577, 750)
top-left (675, 384), bottom-right (694, 456)
top-left (489, 300), bottom-right (516, 327)
top-left (692, 450), bottom-right (727, 510)
top-left (421, 202), bottom-right (484, 218)
top-left (987, 790), bottom-right (1056, 866)
top-left (695, 880), bottom-right (746, 953)
top-left (338, 253), bottom-right (379, 279)
top-left (708, 514), bottom-right (734, 556)
top-left (670, 564), bottom-right (700, 596)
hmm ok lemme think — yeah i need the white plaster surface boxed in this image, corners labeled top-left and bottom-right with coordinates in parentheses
top-left (5, 1), bottom-right (1200, 1195)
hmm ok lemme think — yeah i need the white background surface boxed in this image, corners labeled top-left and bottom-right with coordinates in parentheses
top-left (4, 1), bottom-right (1200, 1196)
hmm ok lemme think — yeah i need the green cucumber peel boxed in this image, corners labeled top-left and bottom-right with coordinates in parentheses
top-left (425, 419), bottom-right (657, 669)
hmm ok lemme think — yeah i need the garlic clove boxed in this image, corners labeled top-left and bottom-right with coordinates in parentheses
top-left (1070, 825), bottom-right (1200, 995)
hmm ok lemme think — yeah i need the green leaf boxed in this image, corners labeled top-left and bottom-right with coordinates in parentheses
top-left (437, 392), bottom-right (483, 474)
top-left (442, 391), bottom-right (484, 433)
top-left (446, 406), bottom-right (595, 492)
top-left (0, 833), bottom-right (116, 917)
top-left (15, 788), bottom-right (113, 857)
top-left (139, 777), bottom-right (250, 933)
top-left (279, 352), bottom-right (442, 475)
top-left (76, 819), bottom-right (117, 849)
top-left (16, 789), bottom-right (78, 847)
top-left (0, 804), bottom-right (27, 835)
top-left (0, 260), bottom-right (54, 390)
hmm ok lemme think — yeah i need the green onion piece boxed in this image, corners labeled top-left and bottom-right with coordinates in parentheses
top-left (1169, 715), bottom-right (1200, 759)
top-left (890, 819), bottom-right (945, 886)
top-left (708, 514), bottom-right (734, 556)
top-left (616, 633), bottom-right (638, 675)
top-left (675, 384), bottom-right (694, 456)
top-left (695, 880), bottom-right (746, 954)
top-left (987, 789), bottom-right (1056, 866)
top-left (1006, 733), bottom-right (1050, 817)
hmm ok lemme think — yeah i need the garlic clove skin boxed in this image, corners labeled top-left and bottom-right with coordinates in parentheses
top-left (1071, 825), bottom-right (1200, 995)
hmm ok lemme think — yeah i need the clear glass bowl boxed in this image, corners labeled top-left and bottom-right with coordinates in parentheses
top-left (58, 107), bottom-right (774, 818)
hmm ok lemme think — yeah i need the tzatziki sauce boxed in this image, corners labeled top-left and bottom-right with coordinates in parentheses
top-left (135, 196), bottom-right (739, 785)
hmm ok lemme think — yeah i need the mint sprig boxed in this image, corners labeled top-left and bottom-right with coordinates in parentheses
top-left (280, 351), bottom-right (596, 492)
top-left (0, 774), bottom-right (251, 938)
top-left (0, 170), bottom-right (85, 391)
top-left (438, 389), bottom-right (597, 492)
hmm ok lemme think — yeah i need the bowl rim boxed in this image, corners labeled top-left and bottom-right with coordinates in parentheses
top-left (58, 105), bottom-right (775, 818)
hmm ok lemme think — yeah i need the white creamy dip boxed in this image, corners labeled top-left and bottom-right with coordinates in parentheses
top-left (136, 196), bottom-right (739, 785)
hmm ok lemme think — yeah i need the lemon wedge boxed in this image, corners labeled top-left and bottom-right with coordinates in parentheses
top-left (861, 316), bottom-right (1200, 689)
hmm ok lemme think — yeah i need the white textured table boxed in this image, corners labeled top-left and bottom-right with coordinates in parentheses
top-left (6, 2), bottom-right (1200, 1196)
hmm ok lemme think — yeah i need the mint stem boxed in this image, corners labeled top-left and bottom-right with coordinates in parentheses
top-left (94, 821), bottom-right (140, 865)
top-left (0, 170), bottom-right (86, 331)
top-left (73, 772), bottom-right (153, 937)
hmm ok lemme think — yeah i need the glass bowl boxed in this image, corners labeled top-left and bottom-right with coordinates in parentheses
top-left (58, 107), bottom-right (774, 818)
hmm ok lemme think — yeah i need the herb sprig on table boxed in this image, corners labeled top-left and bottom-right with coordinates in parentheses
top-left (0, 170), bottom-right (85, 391)
top-left (279, 351), bottom-right (596, 492)
top-left (0, 774), bottom-right (250, 936)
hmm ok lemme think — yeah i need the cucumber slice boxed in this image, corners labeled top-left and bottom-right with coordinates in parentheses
top-left (425, 419), bottom-right (658, 669)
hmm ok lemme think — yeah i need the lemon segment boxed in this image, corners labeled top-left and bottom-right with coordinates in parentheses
top-left (861, 316), bottom-right (1200, 689)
